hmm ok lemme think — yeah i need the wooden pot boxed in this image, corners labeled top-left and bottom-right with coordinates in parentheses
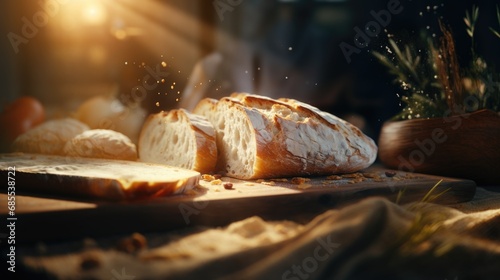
top-left (378, 109), bottom-right (500, 185)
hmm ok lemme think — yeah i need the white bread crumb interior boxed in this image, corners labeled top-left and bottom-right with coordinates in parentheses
top-left (138, 109), bottom-right (217, 174)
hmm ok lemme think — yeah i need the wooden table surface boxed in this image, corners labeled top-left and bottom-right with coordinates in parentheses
top-left (0, 167), bottom-right (476, 243)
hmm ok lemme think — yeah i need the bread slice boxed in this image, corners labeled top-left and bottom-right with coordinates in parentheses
top-left (138, 109), bottom-right (217, 174)
top-left (64, 129), bottom-right (137, 161)
top-left (0, 153), bottom-right (199, 200)
top-left (193, 93), bottom-right (377, 179)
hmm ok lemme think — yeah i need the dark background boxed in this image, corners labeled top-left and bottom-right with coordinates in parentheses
top-left (1, 0), bottom-right (500, 139)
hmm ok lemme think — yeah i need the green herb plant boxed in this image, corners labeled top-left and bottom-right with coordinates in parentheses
top-left (374, 6), bottom-right (500, 121)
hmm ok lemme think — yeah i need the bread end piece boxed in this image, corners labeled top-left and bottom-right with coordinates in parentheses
top-left (138, 109), bottom-right (217, 174)
top-left (195, 97), bottom-right (258, 178)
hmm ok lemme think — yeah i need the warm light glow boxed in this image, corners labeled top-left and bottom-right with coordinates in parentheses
top-left (102, 0), bottom-right (205, 63)
top-left (80, 0), bottom-right (107, 25)
top-left (50, 0), bottom-right (109, 32)
top-left (44, 0), bottom-right (213, 82)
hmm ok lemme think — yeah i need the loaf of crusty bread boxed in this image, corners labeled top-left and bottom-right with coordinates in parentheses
top-left (193, 93), bottom-right (377, 179)
top-left (11, 118), bottom-right (90, 155)
top-left (138, 109), bottom-right (217, 174)
top-left (64, 129), bottom-right (137, 161)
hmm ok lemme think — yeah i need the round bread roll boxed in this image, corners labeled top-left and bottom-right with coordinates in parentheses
top-left (64, 129), bottom-right (137, 161)
top-left (11, 118), bottom-right (89, 155)
top-left (73, 96), bottom-right (147, 144)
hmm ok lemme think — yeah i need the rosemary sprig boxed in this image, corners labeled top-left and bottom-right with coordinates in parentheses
top-left (374, 5), bottom-right (500, 121)
top-left (373, 36), bottom-right (446, 120)
top-left (464, 5), bottom-right (479, 54)
top-left (489, 6), bottom-right (500, 38)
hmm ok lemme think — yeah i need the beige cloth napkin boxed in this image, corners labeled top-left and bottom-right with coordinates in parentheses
top-left (21, 188), bottom-right (500, 280)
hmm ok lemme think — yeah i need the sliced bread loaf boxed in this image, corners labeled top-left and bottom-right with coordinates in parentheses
top-left (138, 109), bottom-right (217, 174)
top-left (193, 93), bottom-right (377, 179)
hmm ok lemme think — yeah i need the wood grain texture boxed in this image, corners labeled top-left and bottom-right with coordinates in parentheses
top-left (378, 109), bottom-right (500, 185)
top-left (0, 167), bottom-right (475, 243)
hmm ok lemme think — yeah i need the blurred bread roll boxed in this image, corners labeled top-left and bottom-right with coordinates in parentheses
top-left (64, 129), bottom-right (137, 161)
top-left (73, 96), bottom-right (147, 144)
top-left (11, 118), bottom-right (89, 155)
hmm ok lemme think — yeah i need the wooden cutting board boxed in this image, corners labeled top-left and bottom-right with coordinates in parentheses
top-left (0, 153), bottom-right (200, 200)
top-left (0, 154), bottom-right (476, 243)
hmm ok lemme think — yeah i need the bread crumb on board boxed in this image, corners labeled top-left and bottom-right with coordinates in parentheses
top-left (273, 178), bottom-right (289, 182)
top-left (325, 175), bottom-right (342, 180)
top-left (361, 172), bottom-right (381, 179)
top-left (199, 170), bottom-right (422, 192)
top-left (347, 178), bottom-right (364, 184)
top-left (202, 174), bottom-right (216, 182)
top-left (297, 183), bottom-right (312, 190)
top-left (290, 177), bottom-right (311, 185)
top-left (341, 173), bottom-right (363, 179)
top-left (201, 174), bottom-right (237, 191)
top-left (320, 170), bottom-right (423, 185)
top-left (211, 179), bottom-right (222, 185)
top-left (256, 179), bottom-right (276, 186)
